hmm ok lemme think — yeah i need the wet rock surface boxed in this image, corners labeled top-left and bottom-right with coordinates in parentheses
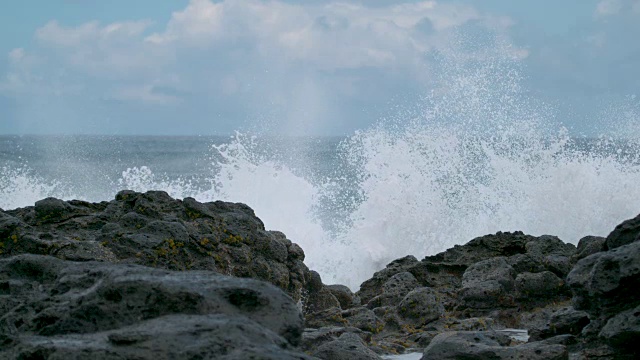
top-left (341, 215), bottom-right (639, 359)
top-left (1, 190), bottom-right (315, 302)
top-left (311, 332), bottom-right (381, 360)
top-left (0, 192), bottom-right (320, 359)
top-left (2, 192), bottom-right (639, 359)
top-left (0, 254), bottom-right (311, 359)
top-left (422, 330), bottom-right (568, 360)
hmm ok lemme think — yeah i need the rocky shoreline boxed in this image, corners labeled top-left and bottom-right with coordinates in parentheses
top-left (0, 190), bottom-right (638, 359)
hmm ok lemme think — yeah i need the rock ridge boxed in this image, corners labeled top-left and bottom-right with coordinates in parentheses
top-left (1, 191), bottom-right (639, 359)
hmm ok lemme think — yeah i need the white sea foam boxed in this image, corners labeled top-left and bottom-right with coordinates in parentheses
top-left (0, 166), bottom-right (72, 210)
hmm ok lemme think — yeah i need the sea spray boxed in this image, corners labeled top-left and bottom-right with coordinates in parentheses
top-left (2, 133), bottom-right (639, 289)
top-left (0, 165), bottom-right (69, 210)
top-left (2, 44), bottom-right (640, 290)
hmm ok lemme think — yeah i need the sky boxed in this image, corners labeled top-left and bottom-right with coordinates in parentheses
top-left (0, 0), bottom-right (638, 135)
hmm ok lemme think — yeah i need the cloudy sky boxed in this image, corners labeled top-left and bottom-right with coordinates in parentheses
top-left (0, 0), bottom-right (638, 135)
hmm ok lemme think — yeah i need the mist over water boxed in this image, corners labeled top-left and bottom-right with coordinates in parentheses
top-left (2, 39), bottom-right (640, 288)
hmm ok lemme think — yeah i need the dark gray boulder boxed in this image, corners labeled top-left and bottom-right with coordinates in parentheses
top-left (1, 191), bottom-right (314, 303)
top-left (529, 306), bottom-right (590, 341)
top-left (357, 256), bottom-right (419, 305)
top-left (524, 235), bottom-right (576, 278)
top-left (301, 326), bottom-right (371, 353)
top-left (0, 254), bottom-right (310, 359)
top-left (507, 253), bottom-right (546, 274)
top-left (605, 213), bottom-right (640, 250)
top-left (422, 232), bottom-right (537, 266)
top-left (461, 257), bottom-right (516, 290)
top-left (304, 271), bottom-right (340, 315)
top-left (355, 232), bottom-right (561, 315)
top-left (312, 332), bottom-right (381, 360)
top-left (567, 240), bottom-right (640, 318)
top-left (366, 271), bottom-right (420, 308)
top-left (572, 236), bottom-right (606, 262)
top-left (515, 271), bottom-right (566, 299)
top-left (304, 307), bottom-right (346, 328)
top-left (422, 331), bottom-right (568, 360)
top-left (342, 306), bottom-right (384, 333)
top-left (566, 214), bottom-right (640, 359)
top-left (458, 257), bottom-right (516, 309)
top-left (397, 287), bottom-right (444, 326)
top-left (6, 314), bottom-right (316, 360)
top-left (327, 284), bottom-right (360, 309)
top-left (598, 304), bottom-right (640, 356)
top-left (34, 197), bottom-right (75, 223)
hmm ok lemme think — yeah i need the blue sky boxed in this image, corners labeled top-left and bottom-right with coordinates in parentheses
top-left (0, 0), bottom-right (638, 135)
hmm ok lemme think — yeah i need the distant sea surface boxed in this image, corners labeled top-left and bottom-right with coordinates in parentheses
top-left (2, 132), bottom-right (639, 288)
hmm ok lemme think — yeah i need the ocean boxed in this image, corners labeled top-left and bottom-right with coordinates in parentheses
top-left (2, 130), bottom-right (640, 289)
top-left (2, 56), bottom-right (640, 289)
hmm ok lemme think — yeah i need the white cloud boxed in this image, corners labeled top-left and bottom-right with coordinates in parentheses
top-left (36, 20), bottom-right (152, 47)
top-left (6, 0), bottom-right (511, 97)
top-left (111, 85), bottom-right (181, 105)
top-left (8, 48), bottom-right (25, 63)
top-left (595, 0), bottom-right (623, 17)
top-left (594, 0), bottom-right (640, 17)
top-left (587, 32), bottom-right (607, 48)
top-left (33, 20), bottom-right (163, 80)
top-left (1, 0), bottom-right (522, 135)
top-left (143, 0), bottom-right (500, 70)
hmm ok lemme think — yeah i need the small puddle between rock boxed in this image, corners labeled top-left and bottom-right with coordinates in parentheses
top-left (496, 328), bottom-right (529, 342)
top-left (382, 353), bottom-right (422, 360)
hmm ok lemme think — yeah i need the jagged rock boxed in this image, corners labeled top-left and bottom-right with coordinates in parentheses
top-left (342, 307), bottom-right (384, 333)
top-left (567, 240), bottom-right (640, 318)
top-left (34, 197), bottom-right (75, 223)
top-left (371, 306), bottom-right (402, 333)
top-left (1, 191), bottom-right (313, 302)
top-left (305, 271), bottom-right (340, 314)
top-left (6, 315), bottom-right (316, 360)
top-left (394, 232), bottom-right (534, 306)
top-left (301, 326), bottom-right (371, 353)
top-left (507, 253), bottom-right (546, 274)
top-left (422, 331), bottom-right (568, 360)
top-left (423, 232), bottom-right (537, 266)
top-left (357, 256), bottom-right (419, 305)
top-left (406, 260), bottom-right (465, 291)
top-left (366, 271), bottom-right (419, 308)
top-left (573, 345), bottom-right (618, 359)
top-left (566, 214), bottom-right (640, 359)
top-left (0, 254), bottom-right (309, 359)
top-left (305, 307), bottom-right (346, 328)
top-left (444, 317), bottom-right (496, 332)
top-left (572, 236), bottom-right (606, 262)
top-left (540, 334), bottom-right (577, 346)
top-left (397, 287), bottom-right (444, 326)
top-left (529, 306), bottom-right (590, 341)
top-left (0, 211), bottom-right (27, 240)
top-left (462, 257), bottom-right (516, 290)
top-left (548, 307), bottom-right (590, 335)
top-left (605, 213), bottom-right (640, 250)
top-left (312, 332), bottom-right (381, 360)
top-left (6, 193), bottom-right (640, 359)
top-left (458, 257), bottom-right (516, 309)
top-left (598, 304), bottom-right (640, 356)
top-left (515, 271), bottom-right (566, 299)
top-left (355, 232), bottom-right (557, 315)
top-left (327, 284), bottom-right (360, 309)
top-left (525, 235), bottom-right (576, 278)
